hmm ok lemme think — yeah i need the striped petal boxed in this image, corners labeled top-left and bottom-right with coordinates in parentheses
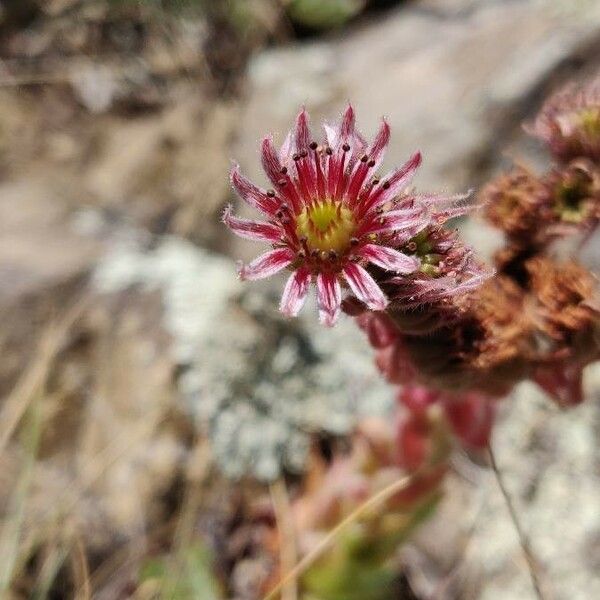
top-left (261, 136), bottom-right (302, 213)
top-left (279, 131), bottom-right (293, 164)
top-left (230, 165), bottom-right (279, 215)
top-left (261, 135), bottom-right (285, 186)
top-left (237, 248), bottom-right (294, 281)
top-left (346, 119), bottom-right (390, 204)
top-left (366, 119), bottom-right (391, 171)
top-left (317, 272), bottom-right (342, 327)
top-left (343, 263), bottom-right (388, 311)
top-left (362, 151), bottom-right (422, 214)
top-left (294, 108), bottom-right (312, 154)
top-left (358, 243), bottom-right (419, 274)
top-left (222, 206), bottom-right (281, 243)
top-left (280, 267), bottom-right (312, 317)
top-left (358, 206), bottom-right (427, 237)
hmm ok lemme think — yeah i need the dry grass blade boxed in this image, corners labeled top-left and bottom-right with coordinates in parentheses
top-left (71, 534), bottom-right (92, 600)
top-left (263, 471), bottom-right (416, 600)
top-left (270, 479), bottom-right (298, 600)
top-left (35, 542), bottom-right (68, 600)
top-left (0, 395), bottom-right (43, 593)
top-left (0, 295), bottom-right (88, 453)
top-left (487, 445), bottom-right (549, 600)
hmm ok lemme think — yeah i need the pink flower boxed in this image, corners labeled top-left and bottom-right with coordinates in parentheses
top-left (224, 106), bottom-right (428, 326)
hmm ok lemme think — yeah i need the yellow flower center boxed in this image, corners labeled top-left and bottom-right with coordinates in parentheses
top-left (296, 200), bottom-right (356, 255)
top-left (579, 108), bottom-right (600, 137)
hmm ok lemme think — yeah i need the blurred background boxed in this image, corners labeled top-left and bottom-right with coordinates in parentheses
top-left (1, 0), bottom-right (600, 598)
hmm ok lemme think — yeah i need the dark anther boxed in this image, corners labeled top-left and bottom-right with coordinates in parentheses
top-left (325, 147), bottom-right (333, 156)
top-left (309, 141), bottom-right (318, 150)
top-left (368, 159), bottom-right (376, 168)
top-left (311, 249), bottom-right (320, 258)
top-left (297, 250), bottom-right (306, 259)
top-left (277, 178), bottom-right (287, 187)
top-left (360, 155), bottom-right (368, 163)
top-left (276, 210), bottom-right (284, 219)
top-left (372, 178), bottom-right (380, 185)
top-left (267, 189), bottom-right (276, 197)
top-left (350, 237), bottom-right (360, 246)
top-left (300, 150), bottom-right (308, 158)
top-left (382, 181), bottom-right (390, 189)
top-left (281, 166), bottom-right (288, 174)
top-left (329, 250), bottom-right (338, 260)
top-left (376, 207), bottom-right (384, 214)
top-left (342, 143), bottom-right (350, 152)
top-left (293, 153), bottom-right (300, 161)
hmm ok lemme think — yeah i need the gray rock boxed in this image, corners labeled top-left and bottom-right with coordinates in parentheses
top-left (94, 236), bottom-right (392, 481)
top-left (235, 0), bottom-right (600, 198)
top-left (405, 368), bottom-right (600, 600)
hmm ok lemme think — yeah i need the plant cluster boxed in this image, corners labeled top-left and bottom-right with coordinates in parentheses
top-left (225, 76), bottom-right (600, 599)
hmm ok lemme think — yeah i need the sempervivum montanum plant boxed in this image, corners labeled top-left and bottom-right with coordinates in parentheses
top-left (224, 106), bottom-right (483, 326)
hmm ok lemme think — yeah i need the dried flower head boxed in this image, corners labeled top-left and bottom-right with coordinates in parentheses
top-left (225, 106), bottom-right (478, 326)
top-left (372, 275), bottom-right (532, 395)
top-left (526, 76), bottom-right (600, 162)
top-left (545, 159), bottom-right (600, 235)
top-left (483, 160), bottom-right (600, 268)
top-left (482, 166), bottom-right (552, 244)
top-left (526, 256), bottom-right (599, 350)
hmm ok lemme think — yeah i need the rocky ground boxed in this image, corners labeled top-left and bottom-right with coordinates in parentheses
top-left (1, 0), bottom-right (600, 597)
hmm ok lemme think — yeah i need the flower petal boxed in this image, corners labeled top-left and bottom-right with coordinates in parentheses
top-left (230, 165), bottom-right (279, 215)
top-left (317, 272), bottom-right (342, 327)
top-left (346, 120), bottom-right (391, 204)
top-left (280, 267), bottom-right (312, 317)
top-left (358, 206), bottom-right (427, 237)
top-left (363, 151), bottom-right (422, 213)
top-left (237, 248), bottom-right (294, 281)
top-left (339, 104), bottom-right (355, 142)
top-left (279, 132), bottom-right (293, 164)
top-left (294, 108), bottom-right (312, 154)
top-left (261, 136), bottom-right (303, 213)
top-left (366, 119), bottom-right (391, 171)
top-left (222, 206), bottom-right (281, 243)
top-left (323, 122), bottom-right (338, 148)
top-left (261, 135), bottom-right (284, 186)
top-left (358, 243), bottom-right (419, 274)
top-left (343, 263), bottom-right (388, 311)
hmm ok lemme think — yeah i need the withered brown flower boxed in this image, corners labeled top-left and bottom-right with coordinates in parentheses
top-left (482, 166), bottom-right (552, 244)
top-left (526, 256), bottom-right (599, 352)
